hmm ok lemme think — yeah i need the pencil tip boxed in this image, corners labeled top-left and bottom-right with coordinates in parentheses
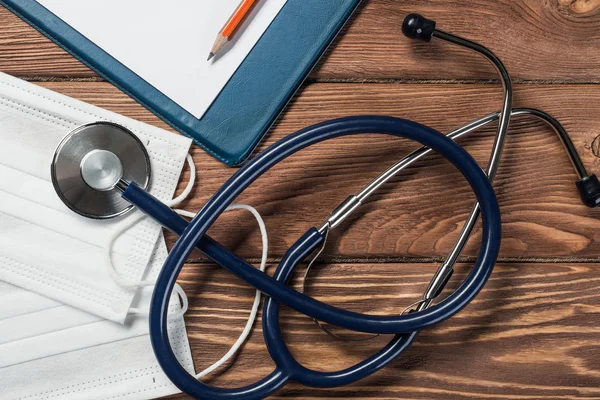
top-left (207, 53), bottom-right (214, 62)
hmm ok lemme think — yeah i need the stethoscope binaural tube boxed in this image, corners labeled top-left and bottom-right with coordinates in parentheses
top-left (146, 116), bottom-right (502, 399)
top-left (401, 13), bottom-right (513, 312)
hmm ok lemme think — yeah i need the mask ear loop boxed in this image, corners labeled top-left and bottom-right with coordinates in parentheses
top-left (177, 205), bottom-right (268, 380)
top-left (103, 154), bottom-right (196, 321)
top-left (104, 154), bottom-right (270, 379)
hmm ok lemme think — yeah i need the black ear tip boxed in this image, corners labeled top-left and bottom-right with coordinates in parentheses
top-left (577, 174), bottom-right (600, 207)
top-left (402, 13), bottom-right (424, 35)
top-left (402, 13), bottom-right (436, 42)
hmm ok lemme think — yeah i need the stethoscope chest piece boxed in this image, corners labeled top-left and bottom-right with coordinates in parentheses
top-left (51, 122), bottom-right (151, 219)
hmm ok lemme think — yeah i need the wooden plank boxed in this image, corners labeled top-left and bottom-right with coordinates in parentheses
top-left (165, 262), bottom-right (600, 399)
top-left (28, 80), bottom-right (600, 260)
top-left (1, 1), bottom-right (600, 81)
top-left (318, 0), bottom-right (600, 81)
top-left (0, 6), bottom-right (91, 77)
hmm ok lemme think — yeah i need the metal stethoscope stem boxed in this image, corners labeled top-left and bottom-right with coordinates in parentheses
top-left (418, 29), bottom-right (512, 310)
top-left (317, 25), bottom-right (514, 317)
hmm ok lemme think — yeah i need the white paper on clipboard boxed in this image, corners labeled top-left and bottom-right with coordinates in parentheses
top-left (37, 0), bottom-right (288, 119)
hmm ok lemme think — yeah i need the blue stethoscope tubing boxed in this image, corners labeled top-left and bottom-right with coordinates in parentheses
top-left (122, 116), bottom-right (501, 399)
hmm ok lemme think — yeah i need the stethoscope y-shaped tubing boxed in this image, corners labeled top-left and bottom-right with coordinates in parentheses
top-left (142, 116), bottom-right (501, 399)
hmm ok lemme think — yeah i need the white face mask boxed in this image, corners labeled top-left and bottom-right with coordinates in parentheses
top-left (0, 72), bottom-right (192, 323)
top-left (0, 72), bottom-right (276, 399)
top-left (0, 235), bottom-right (195, 400)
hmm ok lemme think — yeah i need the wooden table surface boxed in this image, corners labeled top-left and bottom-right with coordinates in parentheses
top-left (2, 1), bottom-right (600, 399)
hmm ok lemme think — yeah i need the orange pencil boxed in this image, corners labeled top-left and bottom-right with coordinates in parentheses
top-left (207, 0), bottom-right (259, 61)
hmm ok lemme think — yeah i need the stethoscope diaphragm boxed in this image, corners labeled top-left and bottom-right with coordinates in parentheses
top-left (51, 122), bottom-right (151, 219)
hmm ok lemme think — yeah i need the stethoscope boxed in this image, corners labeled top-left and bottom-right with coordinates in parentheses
top-left (50, 14), bottom-right (599, 400)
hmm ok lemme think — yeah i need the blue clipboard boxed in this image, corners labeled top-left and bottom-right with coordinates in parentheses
top-left (1, 0), bottom-right (363, 165)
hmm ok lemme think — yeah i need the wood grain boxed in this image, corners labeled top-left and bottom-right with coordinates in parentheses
top-left (164, 262), bottom-right (600, 399)
top-left (1, 2), bottom-right (599, 397)
top-left (1, 1), bottom-right (600, 81)
top-left (29, 80), bottom-right (600, 260)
